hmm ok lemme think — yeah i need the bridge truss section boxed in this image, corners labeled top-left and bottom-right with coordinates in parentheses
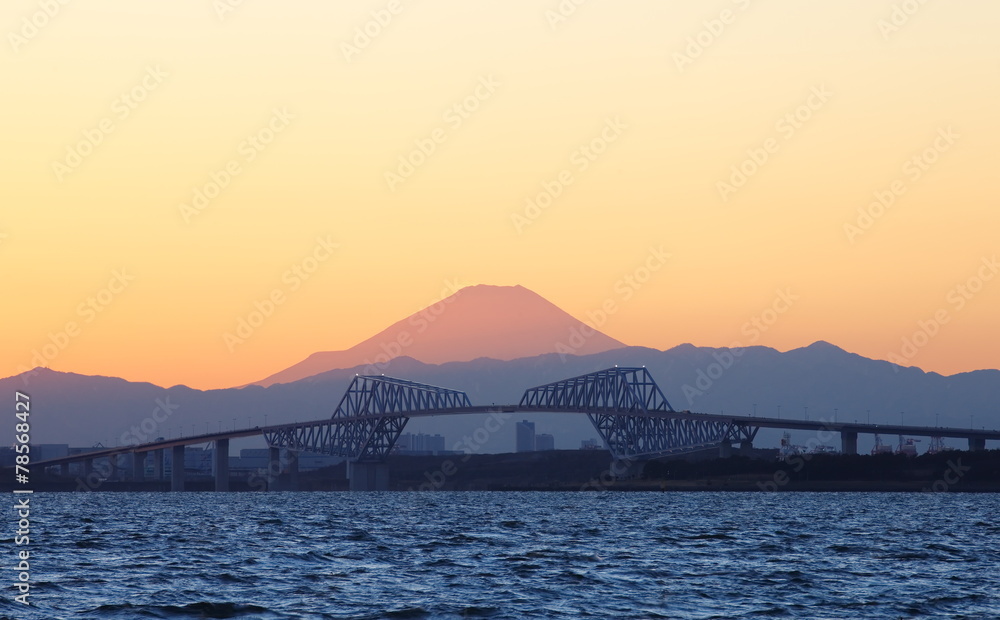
top-left (520, 367), bottom-right (732, 459)
top-left (264, 375), bottom-right (472, 461)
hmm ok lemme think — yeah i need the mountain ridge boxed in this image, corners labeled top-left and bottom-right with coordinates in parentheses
top-left (6, 341), bottom-right (999, 452)
top-left (250, 284), bottom-right (627, 387)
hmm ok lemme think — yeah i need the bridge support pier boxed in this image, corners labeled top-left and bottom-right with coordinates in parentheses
top-left (214, 439), bottom-right (229, 492)
top-left (267, 447), bottom-right (281, 490)
top-left (841, 431), bottom-right (858, 455)
top-left (84, 458), bottom-right (94, 479)
top-left (288, 452), bottom-right (299, 491)
top-left (60, 463), bottom-right (69, 478)
top-left (266, 448), bottom-right (299, 491)
top-left (171, 445), bottom-right (185, 492)
top-left (969, 437), bottom-right (986, 451)
top-left (348, 461), bottom-right (389, 491)
top-left (719, 440), bottom-right (732, 459)
top-left (153, 449), bottom-right (164, 480)
top-left (108, 456), bottom-right (118, 482)
top-left (739, 440), bottom-right (753, 455)
top-left (131, 453), bottom-right (144, 482)
top-left (268, 447), bottom-right (281, 490)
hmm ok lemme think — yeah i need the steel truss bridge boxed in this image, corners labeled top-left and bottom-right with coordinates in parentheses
top-left (266, 367), bottom-right (742, 465)
top-left (28, 366), bottom-right (1000, 491)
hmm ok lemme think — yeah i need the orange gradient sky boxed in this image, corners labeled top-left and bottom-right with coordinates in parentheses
top-left (2, 0), bottom-right (998, 389)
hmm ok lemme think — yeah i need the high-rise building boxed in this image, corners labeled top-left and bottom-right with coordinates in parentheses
top-left (396, 433), bottom-right (447, 454)
top-left (535, 433), bottom-right (555, 451)
top-left (516, 420), bottom-right (535, 452)
top-left (419, 433), bottom-right (446, 453)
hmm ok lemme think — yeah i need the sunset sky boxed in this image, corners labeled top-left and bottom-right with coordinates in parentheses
top-left (2, 0), bottom-right (998, 390)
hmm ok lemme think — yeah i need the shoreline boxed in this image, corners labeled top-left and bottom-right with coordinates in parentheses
top-left (6, 448), bottom-right (999, 493)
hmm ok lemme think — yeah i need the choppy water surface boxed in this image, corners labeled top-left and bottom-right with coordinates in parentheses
top-left (4, 492), bottom-right (1000, 619)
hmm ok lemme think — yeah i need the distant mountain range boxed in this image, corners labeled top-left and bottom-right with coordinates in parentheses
top-left (5, 343), bottom-right (999, 454)
top-left (3, 284), bottom-right (998, 453)
top-left (252, 284), bottom-right (626, 387)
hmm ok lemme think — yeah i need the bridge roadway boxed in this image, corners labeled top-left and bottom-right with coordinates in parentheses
top-left (26, 406), bottom-right (1000, 492)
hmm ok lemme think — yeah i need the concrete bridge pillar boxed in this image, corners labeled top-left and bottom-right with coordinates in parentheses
top-left (153, 449), bottom-right (164, 480)
top-left (84, 458), bottom-right (94, 479)
top-left (841, 431), bottom-right (858, 456)
top-left (171, 445), bottom-right (185, 492)
top-left (719, 440), bottom-right (733, 459)
top-left (348, 461), bottom-right (389, 491)
top-left (287, 451), bottom-right (299, 491)
top-left (268, 447), bottom-right (281, 491)
top-left (131, 453), bottom-right (144, 481)
top-left (108, 456), bottom-right (118, 481)
top-left (214, 439), bottom-right (229, 492)
top-left (969, 437), bottom-right (986, 451)
top-left (739, 440), bottom-right (753, 455)
top-left (265, 447), bottom-right (299, 491)
top-left (60, 463), bottom-right (69, 477)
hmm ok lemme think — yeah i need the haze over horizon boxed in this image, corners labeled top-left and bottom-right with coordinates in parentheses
top-left (7, 282), bottom-right (999, 392)
top-left (3, 1), bottom-right (999, 390)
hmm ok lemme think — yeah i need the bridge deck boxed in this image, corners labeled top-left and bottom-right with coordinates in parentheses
top-left (29, 406), bottom-right (1000, 469)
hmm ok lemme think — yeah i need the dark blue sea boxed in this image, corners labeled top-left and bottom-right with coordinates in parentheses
top-left (4, 492), bottom-right (1000, 619)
